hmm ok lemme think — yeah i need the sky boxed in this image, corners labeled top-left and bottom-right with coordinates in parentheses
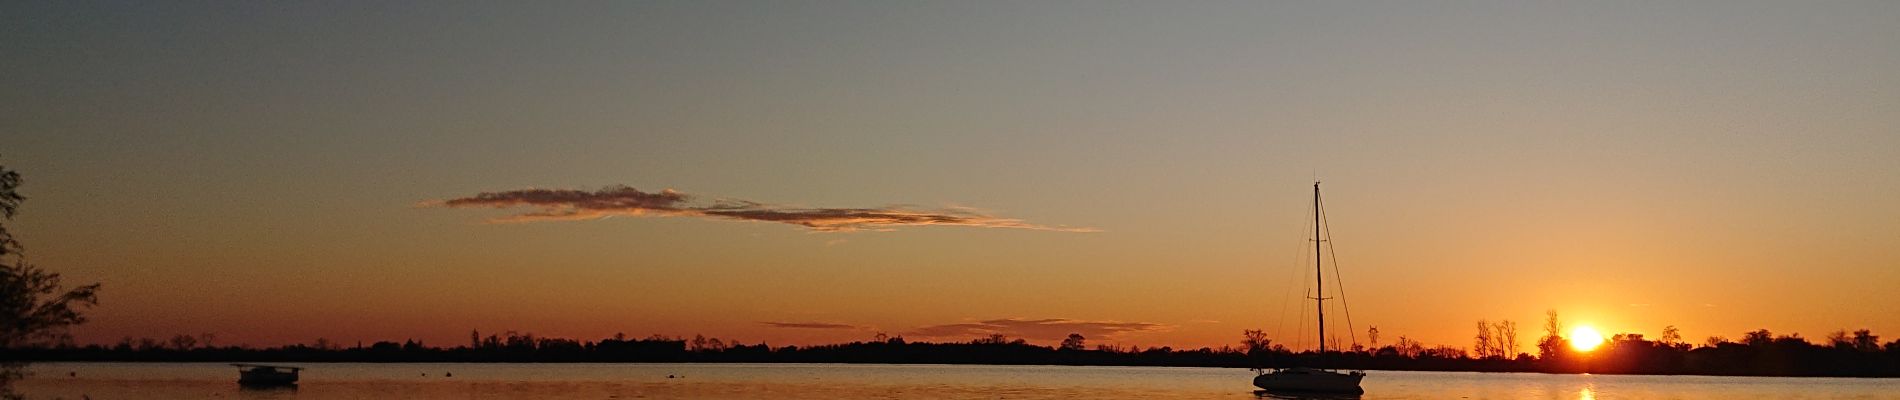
top-left (2, 1), bottom-right (1897, 351)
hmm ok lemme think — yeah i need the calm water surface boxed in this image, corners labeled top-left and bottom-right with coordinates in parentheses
top-left (15, 362), bottom-right (1900, 399)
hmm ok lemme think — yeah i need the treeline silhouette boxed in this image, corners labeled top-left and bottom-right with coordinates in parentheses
top-left (10, 325), bottom-right (1900, 377)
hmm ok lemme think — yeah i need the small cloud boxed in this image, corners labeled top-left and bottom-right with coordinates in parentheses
top-left (1187, 319), bottom-right (1221, 324)
top-left (824, 238), bottom-right (849, 247)
top-left (906, 318), bottom-right (1170, 342)
top-left (759, 321), bottom-right (862, 330)
top-left (1627, 303), bottom-right (1651, 307)
top-left (427, 185), bottom-right (1095, 233)
top-left (1703, 303), bottom-right (1718, 308)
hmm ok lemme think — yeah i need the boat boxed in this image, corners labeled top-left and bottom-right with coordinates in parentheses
top-left (233, 363), bottom-right (301, 387)
top-left (1253, 181), bottom-right (1366, 394)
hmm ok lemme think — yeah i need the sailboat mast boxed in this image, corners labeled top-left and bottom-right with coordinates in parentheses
top-left (1314, 181), bottom-right (1325, 354)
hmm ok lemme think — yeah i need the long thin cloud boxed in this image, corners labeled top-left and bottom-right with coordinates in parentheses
top-left (759, 322), bottom-right (863, 330)
top-left (426, 185), bottom-right (1096, 232)
top-left (907, 318), bottom-right (1169, 341)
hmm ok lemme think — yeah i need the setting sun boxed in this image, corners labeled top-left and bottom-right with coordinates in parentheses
top-left (1571, 326), bottom-right (1605, 352)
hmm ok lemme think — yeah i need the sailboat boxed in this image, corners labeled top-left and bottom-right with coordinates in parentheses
top-left (1253, 181), bottom-right (1366, 394)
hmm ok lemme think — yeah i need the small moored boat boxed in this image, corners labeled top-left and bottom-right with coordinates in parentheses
top-left (232, 363), bottom-right (301, 386)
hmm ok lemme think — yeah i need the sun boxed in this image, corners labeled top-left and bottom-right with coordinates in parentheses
top-left (1571, 326), bottom-right (1605, 352)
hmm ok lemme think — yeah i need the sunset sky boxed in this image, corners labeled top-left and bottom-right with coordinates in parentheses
top-left (4, 1), bottom-right (1897, 351)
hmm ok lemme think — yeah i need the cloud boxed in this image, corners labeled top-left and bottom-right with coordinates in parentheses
top-left (907, 318), bottom-right (1169, 342)
top-left (760, 321), bottom-right (862, 330)
top-left (427, 185), bottom-right (1095, 232)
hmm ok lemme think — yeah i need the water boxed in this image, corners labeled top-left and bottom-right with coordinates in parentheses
top-left (13, 362), bottom-right (1899, 399)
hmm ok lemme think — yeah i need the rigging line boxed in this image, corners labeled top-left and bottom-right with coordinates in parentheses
top-left (1296, 287), bottom-right (1308, 352)
top-left (1301, 189), bottom-right (1321, 352)
top-left (1294, 228), bottom-right (1314, 352)
top-left (1319, 189), bottom-right (1359, 348)
top-left (1280, 190), bottom-right (1317, 353)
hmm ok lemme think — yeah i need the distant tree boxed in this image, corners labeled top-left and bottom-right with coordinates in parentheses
top-left (1394, 335), bottom-right (1423, 358)
top-left (1704, 336), bottom-right (1729, 348)
top-left (168, 334), bottom-right (199, 350)
top-left (873, 332), bottom-right (889, 343)
top-left (1827, 330), bottom-right (1853, 349)
top-left (1367, 326), bottom-right (1380, 349)
top-left (1772, 333), bottom-right (1806, 346)
top-left (1423, 345), bottom-right (1467, 359)
top-left (1660, 325), bottom-right (1682, 347)
top-left (1060, 333), bottom-right (1086, 351)
top-left (0, 162), bottom-right (17, 258)
top-left (1852, 329), bottom-right (1880, 352)
top-left (1473, 320), bottom-right (1494, 359)
top-left (1240, 329), bottom-right (1272, 354)
top-left (1494, 320), bottom-right (1518, 358)
top-left (1743, 329), bottom-right (1774, 346)
top-left (1, 162), bottom-right (102, 399)
top-left (1537, 310), bottom-right (1566, 360)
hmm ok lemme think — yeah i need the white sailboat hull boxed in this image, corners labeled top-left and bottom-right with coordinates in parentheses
top-left (1253, 368), bottom-right (1365, 394)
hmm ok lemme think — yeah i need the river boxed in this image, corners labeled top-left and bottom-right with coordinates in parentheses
top-left (13, 362), bottom-right (1898, 399)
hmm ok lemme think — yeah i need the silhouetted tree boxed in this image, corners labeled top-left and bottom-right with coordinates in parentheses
top-left (167, 334), bottom-right (198, 350)
top-left (974, 334), bottom-right (1010, 345)
top-left (1060, 333), bottom-right (1086, 351)
top-left (1661, 325), bottom-right (1682, 347)
top-left (1705, 336), bottom-right (1729, 348)
top-left (1241, 329), bottom-right (1272, 354)
top-left (1474, 319), bottom-right (1496, 359)
top-left (0, 162), bottom-right (102, 399)
top-left (1537, 310), bottom-right (1567, 361)
top-left (1394, 335), bottom-right (1423, 358)
top-left (1852, 329), bottom-right (1880, 352)
top-left (1744, 329), bottom-right (1774, 347)
top-left (1827, 330), bottom-right (1853, 349)
top-left (1494, 320), bottom-right (1518, 359)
